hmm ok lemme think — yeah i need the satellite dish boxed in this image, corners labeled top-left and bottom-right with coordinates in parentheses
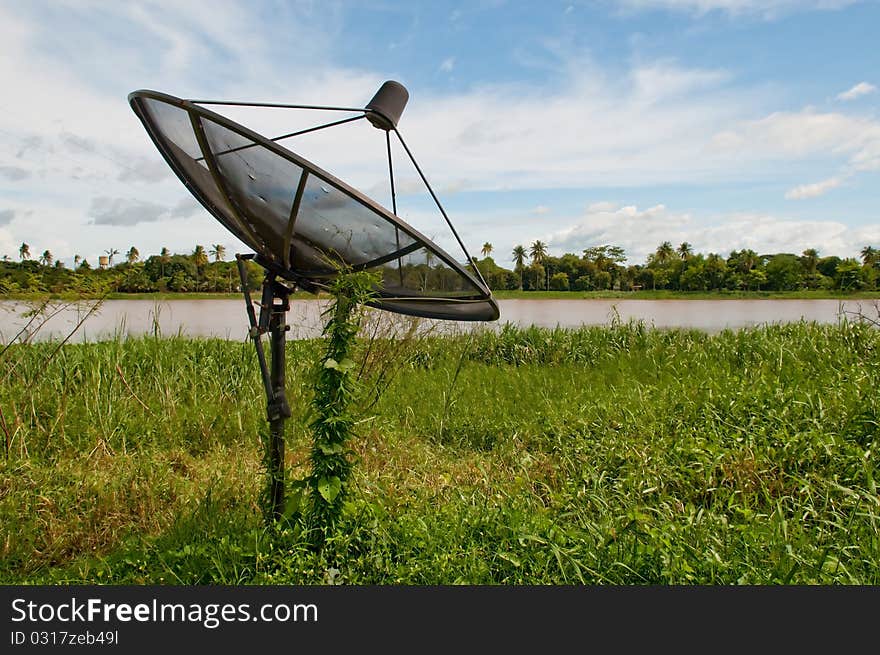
top-left (128, 83), bottom-right (499, 322)
top-left (129, 82), bottom-right (500, 519)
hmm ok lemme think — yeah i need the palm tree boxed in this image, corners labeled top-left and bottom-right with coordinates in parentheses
top-left (529, 241), bottom-right (549, 290)
top-left (210, 244), bottom-right (226, 262)
top-left (655, 241), bottom-right (674, 266)
top-left (861, 246), bottom-right (877, 267)
top-left (19, 242), bottom-right (30, 261)
top-left (677, 242), bottom-right (693, 261)
top-left (193, 245), bottom-right (208, 269)
top-left (529, 240), bottom-right (547, 265)
top-left (512, 245), bottom-right (527, 290)
top-left (481, 242), bottom-right (493, 258)
top-left (105, 248), bottom-right (119, 266)
top-left (40, 250), bottom-right (53, 267)
top-left (192, 245), bottom-right (208, 286)
top-left (74, 254), bottom-right (81, 268)
top-left (126, 246), bottom-right (140, 264)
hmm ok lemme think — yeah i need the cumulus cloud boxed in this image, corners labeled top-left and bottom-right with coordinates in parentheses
top-left (89, 197), bottom-right (169, 226)
top-left (785, 176), bottom-right (843, 199)
top-left (0, 166), bottom-right (30, 181)
top-left (837, 82), bottom-right (877, 101)
top-left (545, 202), bottom-right (870, 262)
top-left (0, 209), bottom-right (15, 226)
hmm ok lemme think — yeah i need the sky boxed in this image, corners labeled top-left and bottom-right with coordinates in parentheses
top-left (1, 0), bottom-right (878, 268)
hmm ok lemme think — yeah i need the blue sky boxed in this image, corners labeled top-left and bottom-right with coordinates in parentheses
top-left (0, 0), bottom-right (878, 268)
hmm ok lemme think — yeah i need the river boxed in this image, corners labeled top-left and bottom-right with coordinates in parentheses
top-left (1, 297), bottom-right (877, 343)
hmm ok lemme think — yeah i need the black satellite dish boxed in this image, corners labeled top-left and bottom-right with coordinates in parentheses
top-left (128, 82), bottom-right (498, 518)
top-left (128, 83), bottom-right (498, 322)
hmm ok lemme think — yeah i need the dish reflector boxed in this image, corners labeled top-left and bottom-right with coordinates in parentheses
top-left (128, 89), bottom-right (499, 321)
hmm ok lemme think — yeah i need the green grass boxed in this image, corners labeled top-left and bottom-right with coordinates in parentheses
top-left (1, 320), bottom-right (878, 584)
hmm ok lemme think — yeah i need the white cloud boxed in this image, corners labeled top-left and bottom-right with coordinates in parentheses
top-left (545, 202), bottom-right (874, 262)
top-left (711, 109), bottom-right (880, 191)
top-left (785, 176), bottom-right (844, 199)
top-left (440, 57), bottom-right (456, 73)
top-left (837, 82), bottom-right (877, 101)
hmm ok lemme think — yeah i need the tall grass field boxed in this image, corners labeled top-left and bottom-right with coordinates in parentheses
top-left (1, 319), bottom-right (878, 584)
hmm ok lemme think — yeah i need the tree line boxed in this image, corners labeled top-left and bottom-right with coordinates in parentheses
top-left (2, 240), bottom-right (879, 295)
top-left (472, 241), bottom-right (879, 292)
top-left (1, 243), bottom-right (263, 294)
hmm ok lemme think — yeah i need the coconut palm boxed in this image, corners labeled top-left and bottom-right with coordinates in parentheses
top-left (105, 248), bottom-right (119, 266)
top-left (127, 246), bottom-right (140, 264)
top-left (192, 245), bottom-right (208, 286)
top-left (512, 245), bottom-right (527, 290)
top-left (655, 241), bottom-right (674, 266)
top-left (210, 244), bottom-right (226, 262)
top-left (861, 245), bottom-right (877, 267)
top-left (40, 250), bottom-right (53, 267)
top-left (677, 242), bottom-right (693, 261)
top-left (529, 240), bottom-right (547, 265)
top-left (19, 242), bottom-right (30, 261)
top-left (192, 245), bottom-right (208, 268)
top-left (481, 242), bottom-right (493, 258)
top-left (529, 241), bottom-right (549, 290)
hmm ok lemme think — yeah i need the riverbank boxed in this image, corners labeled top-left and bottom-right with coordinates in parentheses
top-left (1, 323), bottom-right (877, 584)
top-left (3, 289), bottom-right (880, 302)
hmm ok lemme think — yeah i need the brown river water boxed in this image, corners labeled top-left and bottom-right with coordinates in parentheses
top-left (1, 298), bottom-right (877, 343)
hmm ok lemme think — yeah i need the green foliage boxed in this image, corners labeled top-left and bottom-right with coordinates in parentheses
top-left (4, 240), bottom-right (880, 298)
top-left (549, 272), bottom-right (570, 291)
top-left (765, 254), bottom-right (803, 291)
top-left (304, 270), bottom-right (378, 540)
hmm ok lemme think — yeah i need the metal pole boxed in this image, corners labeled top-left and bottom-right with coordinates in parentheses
top-left (236, 255), bottom-right (273, 402)
top-left (236, 254), bottom-right (291, 521)
top-left (267, 291), bottom-right (290, 520)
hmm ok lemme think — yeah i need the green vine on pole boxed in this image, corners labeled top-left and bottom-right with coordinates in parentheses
top-left (304, 269), bottom-right (378, 541)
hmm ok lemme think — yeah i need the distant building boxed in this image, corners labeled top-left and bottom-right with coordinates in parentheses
top-left (98, 255), bottom-right (109, 269)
